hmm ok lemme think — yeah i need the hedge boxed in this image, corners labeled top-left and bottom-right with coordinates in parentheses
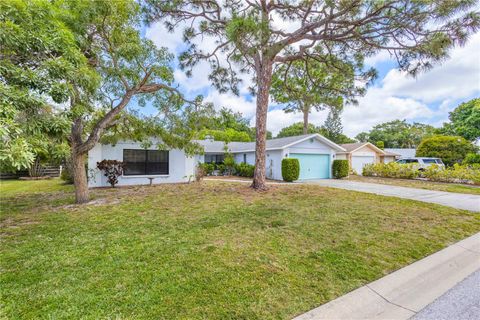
top-left (332, 160), bottom-right (349, 179)
top-left (363, 162), bottom-right (480, 185)
top-left (362, 162), bottom-right (419, 179)
top-left (282, 158), bottom-right (300, 182)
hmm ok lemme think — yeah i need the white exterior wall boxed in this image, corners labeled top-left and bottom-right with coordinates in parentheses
top-left (351, 145), bottom-right (378, 161)
top-left (87, 140), bottom-right (195, 188)
top-left (336, 154), bottom-right (348, 160)
top-left (233, 152), bottom-right (255, 165)
top-left (231, 138), bottom-right (338, 180)
top-left (265, 150), bottom-right (285, 180)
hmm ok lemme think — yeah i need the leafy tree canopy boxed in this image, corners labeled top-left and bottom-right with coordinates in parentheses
top-left (1, 0), bottom-right (206, 203)
top-left (276, 122), bottom-right (354, 144)
top-left (355, 120), bottom-right (436, 148)
top-left (416, 135), bottom-right (476, 166)
top-left (145, 0), bottom-right (479, 190)
top-left (439, 98), bottom-right (480, 142)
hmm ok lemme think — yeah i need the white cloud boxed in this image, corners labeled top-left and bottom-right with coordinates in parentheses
top-left (204, 91), bottom-right (257, 119)
top-left (145, 22), bottom-right (185, 53)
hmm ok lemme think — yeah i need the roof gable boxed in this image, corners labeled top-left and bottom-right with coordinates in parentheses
top-left (340, 142), bottom-right (386, 155)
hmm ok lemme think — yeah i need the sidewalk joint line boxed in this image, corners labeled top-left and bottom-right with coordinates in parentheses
top-left (452, 243), bottom-right (480, 255)
top-left (366, 284), bottom-right (417, 314)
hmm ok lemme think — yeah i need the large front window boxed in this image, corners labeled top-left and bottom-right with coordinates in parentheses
top-left (123, 149), bottom-right (169, 175)
top-left (204, 154), bottom-right (224, 164)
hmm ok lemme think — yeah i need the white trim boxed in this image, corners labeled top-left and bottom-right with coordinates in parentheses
top-left (342, 142), bottom-right (386, 155)
top-left (284, 134), bottom-right (345, 152)
top-left (121, 175), bottom-right (169, 178)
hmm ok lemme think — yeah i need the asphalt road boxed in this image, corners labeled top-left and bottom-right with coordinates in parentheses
top-left (412, 269), bottom-right (480, 320)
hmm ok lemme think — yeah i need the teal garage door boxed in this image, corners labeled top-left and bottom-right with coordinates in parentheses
top-left (289, 153), bottom-right (330, 179)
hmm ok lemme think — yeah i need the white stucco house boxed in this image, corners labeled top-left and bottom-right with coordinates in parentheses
top-left (88, 133), bottom-right (345, 187)
top-left (337, 142), bottom-right (399, 174)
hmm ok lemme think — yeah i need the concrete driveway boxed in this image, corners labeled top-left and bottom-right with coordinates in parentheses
top-left (305, 179), bottom-right (480, 212)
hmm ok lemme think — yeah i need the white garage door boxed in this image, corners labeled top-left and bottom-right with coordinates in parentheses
top-left (352, 156), bottom-right (375, 175)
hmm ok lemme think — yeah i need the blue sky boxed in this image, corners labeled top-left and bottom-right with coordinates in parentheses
top-left (139, 22), bottom-right (480, 138)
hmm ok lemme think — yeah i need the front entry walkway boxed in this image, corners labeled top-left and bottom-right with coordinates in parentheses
top-left (306, 179), bottom-right (480, 212)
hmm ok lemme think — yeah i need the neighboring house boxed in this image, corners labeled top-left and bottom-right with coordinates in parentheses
top-left (337, 142), bottom-right (398, 174)
top-left (385, 148), bottom-right (416, 159)
top-left (88, 134), bottom-right (345, 187)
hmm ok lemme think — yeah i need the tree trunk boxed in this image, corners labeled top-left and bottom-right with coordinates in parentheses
top-left (252, 60), bottom-right (273, 190)
top-left (72, 151), bottom-right (89, 204)
top-left (303, 108), bottom-right (309, 135)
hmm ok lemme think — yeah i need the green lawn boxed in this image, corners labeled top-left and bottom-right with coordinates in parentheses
top-left (348, 175), bottom-right (480, 195)
top-left (1, 179), bottom-right (479, 319)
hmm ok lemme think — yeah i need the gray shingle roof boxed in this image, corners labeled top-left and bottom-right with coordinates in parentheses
top-left (340, 142), bottom-right (368, 152)
top-left (195, 134), bottom-right (345, 153)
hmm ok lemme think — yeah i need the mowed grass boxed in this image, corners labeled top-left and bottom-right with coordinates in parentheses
top-left (1, 179), bottom-right (479, 319)
top-left (348, 175), bottom-right (480, 195)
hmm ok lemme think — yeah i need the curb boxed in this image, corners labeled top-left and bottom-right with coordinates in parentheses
top-left (293, 232), bottom-right (480, 320)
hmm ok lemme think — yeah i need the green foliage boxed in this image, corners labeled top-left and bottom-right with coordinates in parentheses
top-left (222, 152), bottom-right (235, 175)
top-left (416, 135), bottom-right (476, 166)
top-left (423, 164), bottom-right (480, 185)
top-left (375, 141), bottom-right (385, 149)
top-left (463, 153), bottom-right (480, 165)
top-left (439, 99), bottom-right (480, 142)
top-left (276, 123), bottom-right (323, 138)
top-left (282, 158), bottom-right (300, 182)
top-left (362, 163), bottom-right (420, 179)
top-left (60, 167), bottom-right (74, 184)
top-left (332, 160), bottom-right (349, 179)
top-left (198, 128), bottom-right (251, 142)
top-left (271, 57), bottom-right (375, 135)
top-left (355, 120), bottom-right (436, 148)
top-left (235, 163), bottom-right (255, 178)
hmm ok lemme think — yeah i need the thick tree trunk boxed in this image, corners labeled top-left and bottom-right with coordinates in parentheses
top-left (252, 60), bottom-right (273, 190)
top-left (72, 151), bottom-right (89, 204)
top-left (303, 109), bottom-right (309, 135)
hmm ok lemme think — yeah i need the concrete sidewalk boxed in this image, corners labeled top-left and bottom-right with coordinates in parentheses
top-left (293, 233), bottom-right (480, 320)
top-left (412, 269), bottom-right (480, 320)
top-left (307, 179), bottom-right (480, 212)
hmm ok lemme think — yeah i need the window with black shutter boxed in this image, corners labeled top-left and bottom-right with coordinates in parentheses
top-left (123, 149), bottom-right (169, 175)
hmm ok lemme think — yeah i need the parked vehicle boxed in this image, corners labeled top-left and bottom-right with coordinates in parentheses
top-left (396, 157), bottom-right (445, 170)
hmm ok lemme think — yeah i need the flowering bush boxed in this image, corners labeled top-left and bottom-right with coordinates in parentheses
top-left (96, 160), bottom-right (125, 187)
top-left (363, 162), bottom-right (480, 185)
top-left (362, 162), bottom-right (419, 179)
top-left (423, 164), bottom-right (480, 185)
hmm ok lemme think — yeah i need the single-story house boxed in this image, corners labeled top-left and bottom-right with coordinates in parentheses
top-left (87, 133), bottom-right (345, 187)
top-left (336, 142), bottom-right (398, 174)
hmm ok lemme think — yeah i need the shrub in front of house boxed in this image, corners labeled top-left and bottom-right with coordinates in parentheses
top-left (362, 162), bottom-right (419, 179)
top-left (332, 160), bottom-right (349, 179)
top-left (463, 153), bottom-right (480, 165)
top-left (423, 163), bottom-right (480, 185)
top-left (282, 158), bottom-right (300, 182)
top-left (235, 163), bottom-right (255, 177)
top-left (96, 160), bottom-right (125, 187)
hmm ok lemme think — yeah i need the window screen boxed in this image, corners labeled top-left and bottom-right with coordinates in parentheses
top-left (123, 149), bottom-right (169, 175)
